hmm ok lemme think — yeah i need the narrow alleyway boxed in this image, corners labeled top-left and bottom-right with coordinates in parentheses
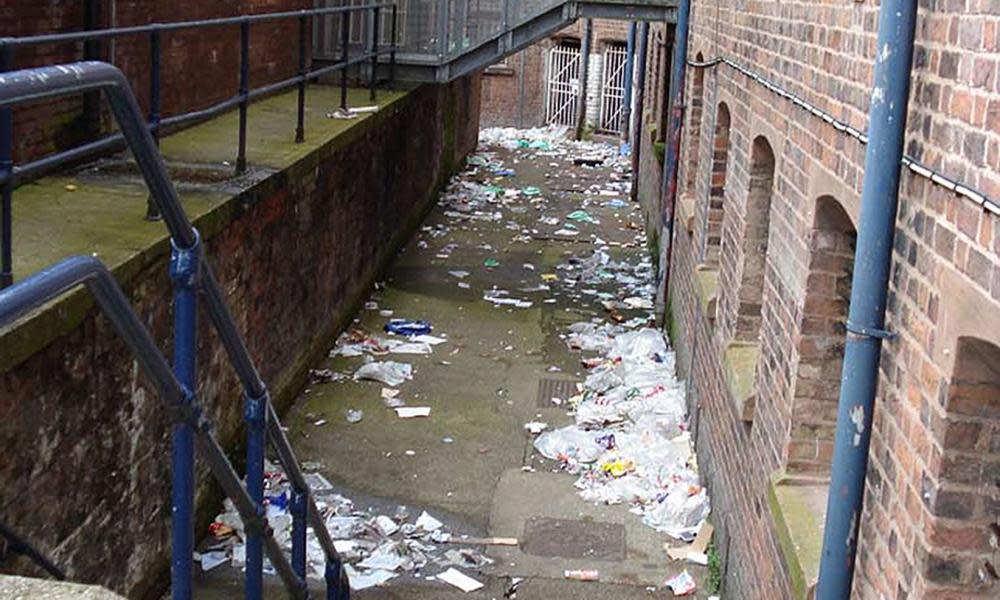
top-left (196, 128), bottom-right (711, 599)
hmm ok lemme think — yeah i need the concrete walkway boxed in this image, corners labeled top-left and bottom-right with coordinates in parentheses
top-left (196, 130), bottom-right (710, 599)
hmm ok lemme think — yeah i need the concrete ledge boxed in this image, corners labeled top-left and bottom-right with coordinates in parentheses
top-left (694, 267), bottom-right (719, 319)
top-left (768, 472), bottom-right (830, 600)
top-left (724, 341), bottom-right (759, 422)
top-left (677, 191), bottom-right (696, 234)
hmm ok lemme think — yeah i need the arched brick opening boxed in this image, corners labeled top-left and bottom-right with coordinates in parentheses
top-left (702, 102), bottom-right (730, 266)
top-left (788, 195), bottom-right (856, 473)
top-left (734, 135), bottom-right (774, 342)
top-left (923, 336), bottom-right (1000, 593)
top-left (685, 52), bottom-right (705, 191)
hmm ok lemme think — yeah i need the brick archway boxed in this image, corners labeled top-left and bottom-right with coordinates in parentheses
top-left (733, 135), bottom-right (775, 343)
top-left (788, 195), bottom-right (856, 473)
top-left (702, 102), bottom-right (730, 266)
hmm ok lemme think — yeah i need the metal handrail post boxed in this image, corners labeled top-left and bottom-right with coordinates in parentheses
top-left (295, 14), bottom-right (308, 143)
top-left (236, 19), bottom-right (250, 174)
top-left (369, 6), bottom-right (380, 102)
top-left (169, 231), bottom-right (201, 600)
top-left (436, 0), bottom-right (451, 58)
top-left (244, 388), bottom-right (266, 600)
top-left (290, 489), bottom-right (307, 580)
top-left (340, 14), bottom-right (349, 111)
top-left (0, 43), bottom-right (12, 289)
top-left (389, 5), bottom-right (397, 86)
top-left (146, 28), bottom-right (162, 221)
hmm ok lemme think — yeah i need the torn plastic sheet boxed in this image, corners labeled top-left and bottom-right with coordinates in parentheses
top-left (354, 361), bottom-right (413, 386)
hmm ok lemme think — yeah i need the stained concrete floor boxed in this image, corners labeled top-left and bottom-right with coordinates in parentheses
top-left (194, 134), bottom-right (709, 599)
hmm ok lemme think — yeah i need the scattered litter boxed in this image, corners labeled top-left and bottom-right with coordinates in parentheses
top-left (345, 409), bottom-right (363, 424)
top-left (354, 361), bottom-right (413, 386)
top-left (523, 421), bottom-right (548, 434)
top-left (374, 515), bottom-right (400, 536)
top-left (564, 569), bottom-right (599, 581)
top-left (385, 319), bottom-right (432, 336)
top-left (395, 406), bottom-right (431, 418)
top-left (437, 567), bottom-right (484, 592)
top-left (198, 550), bottom-right (228, 571)
top-left (327, 106), bottom-right (379, 120)
top-left (484, 258), bottom-right (501, 268)
top-left (566, 210), bottom-right (598, 224)
top-left (665, 521), bottom-right (713, 564)
top-left (415, 511), bottom-right (444, 531)
top-left (344, 565), bottom-right (396, 589)
top-left (449, 270), bottom-right (470, 279)
top-left (665, 570), bottom-right (697, 596)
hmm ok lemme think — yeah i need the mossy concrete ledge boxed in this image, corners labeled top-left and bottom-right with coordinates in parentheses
top-left (0, 76), bottom-right (481, 597)
top-left (768, 471), bottom-right (830, 600)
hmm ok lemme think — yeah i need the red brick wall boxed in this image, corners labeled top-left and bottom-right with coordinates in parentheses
top-left (640, 1), bottom-right (1000, 598)
top-left (4, 0), bottom-right (308, 163)
top-left (479, 19), bottom-right (631, 128)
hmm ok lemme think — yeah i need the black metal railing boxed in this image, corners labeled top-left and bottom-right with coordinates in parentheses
top-left (0, 3), bottom-right (398, 288)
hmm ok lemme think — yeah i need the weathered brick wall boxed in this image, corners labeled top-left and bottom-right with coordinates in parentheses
top-left (641, 1), bottom-right (1000, 598)
top-left (4, 0), bottom-right (309, 162)
top-left (0, 75), bottom-right (480, 597)
top-left (478, 19), bottom-right (631, 129)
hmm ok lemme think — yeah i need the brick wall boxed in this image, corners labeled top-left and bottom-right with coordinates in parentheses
top-left (0, 75), bottom-right (480, 597)
top-left (638, 1), bottom-right (1000, 598)
top-left (4, 0), bottom-right (309, 163)
top-left (479, 19), bottom-right (631, 129)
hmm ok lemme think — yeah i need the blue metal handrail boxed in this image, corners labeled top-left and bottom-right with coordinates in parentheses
top-left (0, 2), bottom-right (398, 288)
top-left (0, 62), bottom-right (349, 599)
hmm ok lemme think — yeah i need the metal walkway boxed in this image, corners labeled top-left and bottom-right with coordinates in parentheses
top-left (363, 0), bottom-right (677, 82)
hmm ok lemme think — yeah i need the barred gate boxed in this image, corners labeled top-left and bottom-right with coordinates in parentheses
top-left (544, 43), bottom-right (581, 127)
top-left (598, 42), bottom-right (628, 134)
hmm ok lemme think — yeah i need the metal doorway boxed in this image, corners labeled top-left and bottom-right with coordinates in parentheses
top-left (544, 41), bottom-right (581, 127)
top-left (598, 42), bottom-right (628, 133)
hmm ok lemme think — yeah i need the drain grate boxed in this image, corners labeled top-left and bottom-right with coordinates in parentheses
top-left (536, 377), bottom-right (580, 408)
top-left (521, 517), bottom-right (626, 560)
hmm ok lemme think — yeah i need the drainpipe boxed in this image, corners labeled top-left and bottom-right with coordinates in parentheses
top-left (620, 22), bottom-right (637, 150)
top-left (575, 19), bottom-right (592, 141)
top-left (654, 0), bottom-right (691, 321)
top-left (629, 22), bottom-right (649, 203)
top-left (815, 1), bottom-right (918, 598)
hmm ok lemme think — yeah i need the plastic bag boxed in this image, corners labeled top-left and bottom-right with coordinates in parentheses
top-left (533, 425), bottom-right (606, 465)
top-left (354, 361), bottom-right (413, 386)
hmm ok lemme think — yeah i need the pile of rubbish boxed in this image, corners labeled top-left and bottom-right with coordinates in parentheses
top-left (534, 323), bottom-right (709, 541)
top-left (201, 461), bottom-right (494, 591)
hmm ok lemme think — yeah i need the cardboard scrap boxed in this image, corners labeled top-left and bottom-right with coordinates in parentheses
top-left (437, 567), bottom-right (484, 592)
top-left (665, 521), bottom-right (713, 563)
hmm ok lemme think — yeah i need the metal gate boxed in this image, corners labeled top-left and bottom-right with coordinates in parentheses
top-left (544, 43), bottom-right (581, 127)
top-left (598, 43), bottom-right (628, 133)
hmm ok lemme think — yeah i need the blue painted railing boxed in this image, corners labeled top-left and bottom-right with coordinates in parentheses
top-left (0, 62), bottom-right (349, 600)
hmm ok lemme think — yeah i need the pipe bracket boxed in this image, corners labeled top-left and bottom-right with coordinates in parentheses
top-left (846, 320), bottom-right (897, 341)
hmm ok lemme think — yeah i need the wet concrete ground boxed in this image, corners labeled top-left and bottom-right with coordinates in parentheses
top-left (195, 132), bottom-right (709, 598)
